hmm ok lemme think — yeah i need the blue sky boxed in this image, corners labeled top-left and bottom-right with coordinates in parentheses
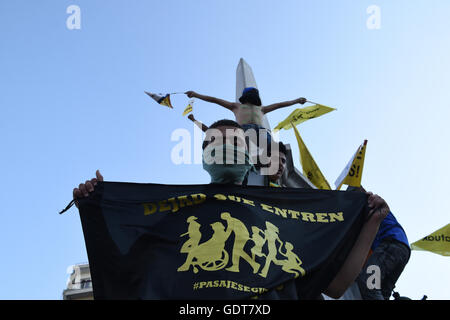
top-left (0, 0), bottom-right (449, 299)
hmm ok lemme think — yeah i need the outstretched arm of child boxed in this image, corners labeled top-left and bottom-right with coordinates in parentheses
top-left (185, 91), bottom-right (238, 111)
top-left (262, 97), bottom-right (307, 114)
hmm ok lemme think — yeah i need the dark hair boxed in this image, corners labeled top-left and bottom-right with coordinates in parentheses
top-left (278, 142), bottom-right (287, 156)
top-left (209, 119), bottom-right (243, 130)
top-left (239, 88), bottom-right (262, 106)
top-left (267, 141), bottom-right (287, 158)
top-left (202, 119), bottom-right (244, 150)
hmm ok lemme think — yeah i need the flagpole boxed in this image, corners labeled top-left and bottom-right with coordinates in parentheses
top-left (154, 92), bottom-right (185, 95)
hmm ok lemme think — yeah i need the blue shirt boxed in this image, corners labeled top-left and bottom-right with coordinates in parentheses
top-left (371, 212), bottom-right (409, 251)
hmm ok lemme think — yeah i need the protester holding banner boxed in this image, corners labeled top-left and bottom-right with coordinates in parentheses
top-left (71, 121), bottom-right (393, 300)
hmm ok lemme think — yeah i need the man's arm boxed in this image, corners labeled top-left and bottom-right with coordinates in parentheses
top-left (188, 114), bottom-right (209, 132)
top-left (185, 91), bottom-right (238, 111)
top-left (262, 97), bottom-right (307, 114)
top-left (323, 192), bottom-right (389, 299)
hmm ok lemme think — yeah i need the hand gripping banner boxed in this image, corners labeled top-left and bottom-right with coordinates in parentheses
top-left (76, 182), bottom-right (368, 299)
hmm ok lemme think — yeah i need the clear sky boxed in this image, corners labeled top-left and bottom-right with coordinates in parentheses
top-left (1, 0), bottom-right (449, 299)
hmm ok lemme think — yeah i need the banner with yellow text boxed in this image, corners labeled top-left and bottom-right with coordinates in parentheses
top-left (77, 182), bottom-right (367, 299)
top-left (273, 104), bottom-right (335, 132)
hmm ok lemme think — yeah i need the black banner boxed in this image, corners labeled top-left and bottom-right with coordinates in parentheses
top-left (77, 182), bottom-right (368, 300)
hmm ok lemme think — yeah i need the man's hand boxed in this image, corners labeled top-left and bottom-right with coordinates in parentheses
top-left (187, 114), bottom-right (195, 121)
top-left (297, 97), bottom-right (307, 104)
top-left (73, 170), bottom-right (104, 208)
top-left (366, 192), bottom-right (390, 223)
top-left (185, 91), bottom-right (198, 98)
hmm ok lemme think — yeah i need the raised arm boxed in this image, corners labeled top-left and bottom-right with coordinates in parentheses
top-left (187, 114), bottom-right (209, 132)
top-left (262, 97), bottom-right (307, 114)
top-left (323, 192), bottom-right (390, 299)
top-left (185, 91), bottom-right (238, 111)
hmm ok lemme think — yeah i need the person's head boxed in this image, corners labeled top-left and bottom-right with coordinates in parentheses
top-left (220, 212), bottom-right (231, 220)
top-left (285, 242), bottom-right (293, 251)
top-left (202, 119), bottom-right (254, 185)
top-left (202, 119), bottom-right (245, 150)
top-left (239, 87), bottom-right (262, 106)
top-left (265, 221), bottom-right (279, 233)
top-left (210, 222), bottom-right (225, 232)
top-left (268, 141), bottom-right (287, 183)
top-left (186, 216), bottom-right (198, 223)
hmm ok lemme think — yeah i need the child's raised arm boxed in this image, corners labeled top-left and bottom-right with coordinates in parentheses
top-left (262, 97), bottom-right (307, 114)
top-left (185, 91), bottom-right (238, 111)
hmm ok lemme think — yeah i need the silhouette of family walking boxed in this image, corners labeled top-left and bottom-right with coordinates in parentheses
top-left (177, 212), bottom-right (305, 278)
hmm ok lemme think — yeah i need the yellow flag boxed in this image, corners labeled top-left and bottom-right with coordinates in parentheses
top-left (160, 94), bottom-right (174, 109)
top-left (335, 140), bottom-right (367, 190)
top-left (182, 99), bottom-right (194, 116)
top-left (274, 104), bottom-right (335, 132)
top-left (411, 224), bottom-right (450, 256)
top-left (292, 124), bottom-right (331, 190)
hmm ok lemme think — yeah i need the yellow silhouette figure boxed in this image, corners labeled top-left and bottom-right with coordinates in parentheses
top-left (278, 242), bottom-right (306, 278)
top-left (178, 221), bottom-right (230, 273)
top-left (180, 216), bottom-right (201, 253)
top-left (221, 212), bottom-right (260, 273)
top-left (250, 226), bottom-right (266, 260)
top-left (258, 221), bottom-right (284, 278)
